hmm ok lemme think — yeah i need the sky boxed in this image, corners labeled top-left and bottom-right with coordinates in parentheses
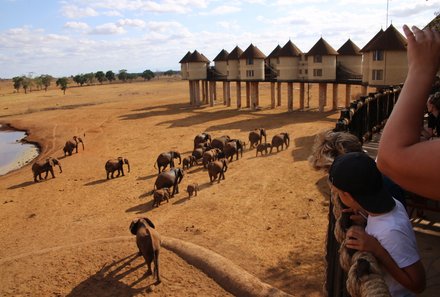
top-left (0, 0), bottom-right (438, 78)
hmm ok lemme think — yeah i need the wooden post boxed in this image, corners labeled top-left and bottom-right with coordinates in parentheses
top-left (345, 84), bottom-right (351, 107)
top-left (201, 80), bottom-right (206, 103)
top-left (287, 82), bottom-right (293, 112)
top-left (332, 83), bottom-right (338, 111)
top-left (246, 82), bottom-right (251, 108)
top-left (195, 80), bottom-right (201, 106)
top-left (213, 81), bottom-right (217, 102)
top-left (270, 82), bottom-right (275, 108)
top-left (256, 82), bottom-right (260, 107)
top-left (209, 81), bottom-right (215, 106)
top-left (204, 81), bottom-right (209, 104)
top-left (223, 82), bottom-right (227, 105)
top-left (189, 81), bottom-right (193, 105)
top-left (237, 81), bottom-right (242, 109)
top-left (227, 81), bottom-right (231, 107)
top-left (299, 82), bottom-right (305, 110)
top-left (319, 83), bottom-right (326, 112)
top-left (277, 82), bottom-right (282, 106)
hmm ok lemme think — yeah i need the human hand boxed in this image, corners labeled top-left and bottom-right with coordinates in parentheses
top-left (342, 208), bottom-right (367, 226)
top-left (345, 226), bottom-right (380, 254)
top-left (403, 24), bottom-right (440, 78)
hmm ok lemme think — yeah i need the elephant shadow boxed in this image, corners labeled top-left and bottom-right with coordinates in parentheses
top-left (126, 197), bottom-right (155, 214)
top-left (66, 252), bottom-right (156, 297)
top-left (136, 173), bottom-right (157, 181)
top-left (7, 180), bottom-right (36, 190)
top-left (84, 179), bottom-right (108, 186)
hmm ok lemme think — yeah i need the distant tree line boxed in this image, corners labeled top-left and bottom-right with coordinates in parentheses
top-left (12, 69), bottom-right (180, 94)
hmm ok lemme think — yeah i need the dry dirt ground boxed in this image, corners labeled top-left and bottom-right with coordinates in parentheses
top-left (0, 78), bottom-right (396, 296)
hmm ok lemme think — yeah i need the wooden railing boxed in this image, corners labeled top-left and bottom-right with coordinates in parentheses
top-left (334, 85), bottom-right (402, 142)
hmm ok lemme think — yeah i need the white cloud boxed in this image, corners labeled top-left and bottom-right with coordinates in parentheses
top-left (64, 21), bottom-right (90, 30)
top-left (217, 20), bottom-right (240, 30)
top-left (117, 19), bottom-right (146, 28)
top-left (89, 23), bottom-right (126, 35)
top-left (102, 10), bottom-right (123, 17)
top-left (201, 5), bottom-right (241, 15)
top-left (61, 4), bottom-right (99, 18)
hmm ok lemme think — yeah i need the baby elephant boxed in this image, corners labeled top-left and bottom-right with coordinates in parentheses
top-left (182, 155), bottom-right (197, 170)
top-left (256, 143), bottom-right (271, 156)
top-left (153, 188), bottom-right (171, 207)
top-left (187, 183), bottom-right (199, 198)
top-left (129, 218), bottom-right (161, 284)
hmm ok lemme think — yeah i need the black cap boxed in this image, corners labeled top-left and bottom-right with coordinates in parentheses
top-left (329, 152), bottom-right (395, 213)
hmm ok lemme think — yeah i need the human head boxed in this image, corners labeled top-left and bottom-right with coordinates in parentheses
top-left (427, 92), bottom-right (440, 113)
top-left (328, 152), bottom-right (395, 214)
top-left (309, 130), bottom-right (363, 172)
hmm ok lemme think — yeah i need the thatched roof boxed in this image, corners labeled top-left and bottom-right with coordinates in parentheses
top-left (279, 40), bottom-right (302, 57)
top-left (337, 39), bottom-right (361, 56)
top-left (267, 45), bottom-right (281, 59)
top-left (213, 49), bottom-right (230, 62)
top-left (187, 50), bottom-right (210, 63)
top-left (361, 24), bottom-right (406, 52)
top-left (239, 44), bottom-right (267, 59)
top-left (360, 29), bottom-right (383, 52)
top-left (425, 13), bottom-right (440, 31)
top-left (306, 37), bottom-right (338, 56)
top-left (179, 51), bottom-right (191, 63)
top-left (227, 46), bottom-right (244, 60)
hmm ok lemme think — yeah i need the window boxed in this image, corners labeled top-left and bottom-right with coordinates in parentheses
top-left (373, 50), bottom-right (383, 61)
top-left (246, 70), bottom-right (254, 77)
top-left (313, 55), bottom-right (322, 63)
top-left (305, 69), bottom-right (308, 75)
top-left (372, 69), bottom-right (383, 80)
top-left (313, 69), bottom-right (323, 77)
top-left (247, 57), bottom-right (254, 65)
top-left (299, 69), bottom-right (302, 74)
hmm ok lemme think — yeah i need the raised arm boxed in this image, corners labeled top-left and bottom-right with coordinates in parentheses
top-left (377, 25), bottom-right (440, 199)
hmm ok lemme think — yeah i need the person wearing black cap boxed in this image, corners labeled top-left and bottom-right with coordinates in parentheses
top-left (329, 152), bottom-right (425, 297)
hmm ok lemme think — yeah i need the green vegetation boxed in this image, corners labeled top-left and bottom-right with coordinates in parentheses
top-left (56, 77), bottom-right (69, 94)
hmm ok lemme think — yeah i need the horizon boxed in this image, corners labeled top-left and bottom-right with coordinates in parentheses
top-left (0, 0), bottom-right (438, 79)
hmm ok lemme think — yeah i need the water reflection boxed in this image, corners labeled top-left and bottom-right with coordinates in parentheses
top-left (0, 126), bottom-right (39, 175)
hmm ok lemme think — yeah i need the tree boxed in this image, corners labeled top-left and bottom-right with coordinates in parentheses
top-left (95, 71), bottom-right (106, 84)
top-left (12, 76), bottom-right (23, 93)
top-left (164, 70), bottom-right (175, 76)
top-left (105, 70), bottom-right (115, 83)
top-left (34, 76), bottom-right (43, 91)
top-left (84, 72), bottom-right (95, 85)
top-left (73, 74), bottom-right (86, 86)
top-left (56, 77), bottom-right (69, 94)
top-left (118, 69), bottom-right (128, 82)
top-left (142, 69), bottom-right (155, 81)
top-left (21, 76), bottom-right (32, 94)
top-left (127, 73), bottom-right (138, 83)
top-left (40, 75), bottom-right (52, 91)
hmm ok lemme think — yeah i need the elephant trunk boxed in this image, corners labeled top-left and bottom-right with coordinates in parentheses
top-left (58, 164), bottom-right (62, 173)
top-left (178, 155), bottom-right (182, 165)
top-left (80, 140), bottom-right (85, 151)
top-left (125, 159), bottom-right (131, 173)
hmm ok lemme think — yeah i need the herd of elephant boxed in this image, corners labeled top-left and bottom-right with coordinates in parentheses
top-left (30, 129), bottom-right (290, 207)
top-left (150, 129), bottom-right (290, 207)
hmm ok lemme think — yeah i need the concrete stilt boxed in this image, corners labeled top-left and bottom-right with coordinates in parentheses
top-left (226, 81), bottom-right (231, 107)
top-left (189, 81), bottom-right (194, 105)
top-left (332, 83), bottom-right (338, 111)
top-left (201, 81), bottom-right (206, 104)
top-left (209, 81), bottom-right (215, 107)
top-left (345, 84), bottom-right (351, 107)
top-left (318, 83), bottom-right (327, 112)
top-left (195, 80), bottom-right (201, 106)
top-left (246, 82), bottom-right (250, 108)
top-left (237, 81), bottom-right (242, 109)
top-left (204, 81), bottom-right (209, 104)
top-left (277, 82), bottom-right (282, 106)
top-left (299, 82), bottom-right (305, 110)
top-left (256, 82), bottom-right (260, 107)
top-left (223, 82), bottom-right (227, 105)
top-left (213, 81), bottom-right (217, 102)
top-left (270, 82), bottom-right (275, 109)
top-left (287, 82), bottom-right (293, 112)
top-left (361, 85), bottom-right (367, 96)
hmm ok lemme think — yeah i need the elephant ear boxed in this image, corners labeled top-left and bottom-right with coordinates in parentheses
top-left (47, 158), bottom-right (54, 167)
top-left (129, 219), bottom-right (140, 235)
top-left (142, 217), bottom-right (156, 229)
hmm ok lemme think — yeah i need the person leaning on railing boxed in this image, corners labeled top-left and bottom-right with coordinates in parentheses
top-left (377, 25), bottom-right (440, 200)
top-left (421, 92), bottom-right (440, 140)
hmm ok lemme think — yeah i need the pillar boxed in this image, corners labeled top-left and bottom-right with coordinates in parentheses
top-left (332, 83), bottom-right (338, 111)
top-left (299, 82), bottom-right (305, 110)
top-left (209, 81), bottom-right (215, 107)
top-left (204, 81), bottom-right (209, 104)
top-left (270, 82), bottom-right (276, 109)
top-left (189, 81), bottom-right (193, 105)
top-left (345, 84), bottom-right (351, 107)
top-left (246, 82), bottom-right (251, 108)
top-left (195, 80), bottom-right (201, 106)
top-left (236, 81), bottom-right (242, 109)
top-left (318, 83), bottom-right (327, 112)
top-left (277, 82), bottom-right (282, 106)
top-left (223, 82), bottom-right (227, 105)
top-left (213, 81), bottom-right (217, 102)
top-left (287, 82), bottom-right (294, 112)
top-left (361, 85), bottom-right (367, 96)
top-left (227, 81), bottom-right (231, 107)
top-left (202, 81), bottom-right (206, 103)
top-left (256, 82), bottom-right (260, 107)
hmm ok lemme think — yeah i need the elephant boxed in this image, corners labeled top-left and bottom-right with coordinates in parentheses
top-left (63, 136), bottom-right (84, 156)
top-left (154, 151), bottom-right (181, 174)
top-left (153, 188), bottom-right (170, 207)
top-left (129, 218), bottom-right (161, 284)
top-left (208, 159), bottom-right (228, 183)
top-left (224, 139), bottom-right (246, 161)
top-left (249, 128), bottom-right (267, 149)
top-left (154, 167), bottom-right (184, 197)
top-left (202, 148), bottom-right (221, 168)
top-left (211, 135), bottom-right (230, 151)
top-left (32, 157), bottom-right (62, 182)
top-left (195, 141), bottom-right (212, 150)
top-left (194, 133), bottom-right (211, 149)
top-left (270, 132), bottom-right (290, 153)
top-left (187, 183), bottom-right (199, 198)
top-left (256, 143), bottom-right (271, 157)
top-left (182, 155), bottom-right (197, 170)
top-left (105, 157), bottom-right (130, 179)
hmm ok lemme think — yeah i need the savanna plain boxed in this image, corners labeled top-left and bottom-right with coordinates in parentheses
top-left (0, 78), bottom-right (366, 296)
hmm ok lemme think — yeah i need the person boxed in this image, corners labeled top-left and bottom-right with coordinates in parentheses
top-left (329, 152), bottom-right (426, 296)
top-left (421, 92), bottom-right (440, 139)
top-left (377, 25), bottom-right (440, 200)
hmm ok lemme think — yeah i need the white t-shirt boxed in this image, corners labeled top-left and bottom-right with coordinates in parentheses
top-left (366, 199), bottom-right (420, 297)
